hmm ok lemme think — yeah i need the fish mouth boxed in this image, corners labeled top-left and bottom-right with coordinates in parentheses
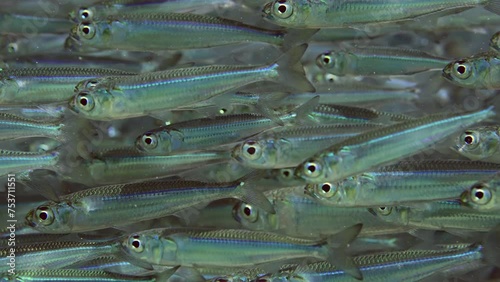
top-left (441, 66), bottom-right (453, 81)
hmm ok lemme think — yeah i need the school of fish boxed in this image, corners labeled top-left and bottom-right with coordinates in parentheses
top-left (1, 0), bottom-right (500, 281)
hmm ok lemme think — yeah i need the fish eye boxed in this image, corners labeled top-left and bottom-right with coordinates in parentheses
top-left (35, 206), bottom-right (55, 226)
top-left (242, 141), bottom-right (262, 160)
top-left (141, 133), bottom-right (158, 150)
top-left (239, 203), bottom-right (259, 223)
top-left (317, 53), bottom-right (334, 69)
top-left (377, 206), bottom-right (392, 216)
top-left (470, 185), bottom-right (492, 205)
top-left (6, 43), bottom-right (17, 53)
top-left (273, 0), bottom-right (293, 19)
top-left (315, 182), bottom-right (336, 198)
top-left (129, 235), bottom-right (144, 253)
top-left (460, 131), bottom-right (479, 148)
top-left (78, 23), bottom-right (96, 40)
top-left (303, 159), bottom-right (322, 178)
top-left (78, 8), bottom-right (94, 22)
top-left (84, 79), bottom-right (99, 90)
top-left (75, 92), bottom-right (95, 112)
top-left (280, 168), bottom-right (293, 179)
top-left (453, 61), bottom-right (472, 79)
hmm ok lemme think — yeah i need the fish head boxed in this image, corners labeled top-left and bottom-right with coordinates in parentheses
top-left (69, 6), bottom-right (97, 23)
top-left (0, 75), bottom-right (20, 103)
top-left (262, 0), bottom-right (305, 28)
top-left (69, 89), bottom-right (113, 120)
top-left (453, 126), bottom-right (500, 161)
top-left (232, 201), bottom-right (277, 231)
top-left (123, 231), bottom-right (168, 265)
top-left (461, 180), bottom-right (497, 212)
top-left (316, 51), bottom-right (346, 75)
top-left (296, 153), bottom-right (336, 183)
top-left (304, 181), bottom-right (341, 205)
top-left (442, 58), bottom-right (480, 88)
top-left (232, 139), bottom-right (278, 168)
top-left (136, 130), bottom-right (164, 154)
top-left (25, 202), bottom-right (74, 233)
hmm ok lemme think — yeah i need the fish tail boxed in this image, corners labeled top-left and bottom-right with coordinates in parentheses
top-left (233, 180), bottom-right (276, 214)
top-left (275, 44), bottom-right (316, 93)
top-left (485, 0), bottom-right (500, 15)
top-left (482, 225), bottom-right (500, 267)
top-left (292, 95), bottom-right (320, 124)
top-left (325, 224), bottom-right (363, 280)
top-left (282, 29), bottom-right (320, 51)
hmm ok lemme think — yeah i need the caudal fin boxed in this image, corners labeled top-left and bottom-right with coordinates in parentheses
top-left (275, 44), bottom-right (316, 93)
top-left (325, 224), bottom-right (363, 280)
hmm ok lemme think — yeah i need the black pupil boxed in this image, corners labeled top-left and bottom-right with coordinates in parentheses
top-left (144, 137), bottom-right (153, 145)
top-left (39, 211), bottom-right (48, 220)
top-left (132, 240), bottom-right (140, 248)
top-left (82, 26), bottom-right (90, 34)
top-left (321, 184), bottom-right (330, 193)
top-left (82, 11), bottom-right (89, 18)
top-left (457, 65), bottom-right (466, 74)
top-left (243, 207), bottom-right (251, 216)
top-left (464, 135), bottom-right (473, 144)
top-left (247, 146), bottom-right (256, 155)
top-left (380, 207), bottom-right (386, 211)
top-left (283, 170), bottom-right (290, 177)
top-left (308, 164), bottom-right (316, 173)
top-left (323, 57), bottom-right (330, 64)
top-left (80, 97), bottom-right (88, 106)
top-left (278, 5), bottom-right (287, 13)
top-left (220, 108), bottom-right (227, 113)
top-left (475, 191), bottom-right (484, 199)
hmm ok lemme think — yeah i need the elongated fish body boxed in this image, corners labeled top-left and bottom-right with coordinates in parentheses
top-left (233, 123), bottom-right (380, 169)
top-left (73, 150), bottom-right (231, 186)
top-left (373, 200), bottom-right (500, 231)
top-left (296, 108), bottom-right (494, 184)
top-left (136, 112), bottom-right (300, 155)
top-left (316, 47), bottom-right (450, 76)
top-left (234, 187), bottom-right (405, 238)
top-left (25, 178), bottom-right (273, 233)
top-left (0, 112), bottom-right (64, 141)
top-left (454, 125), bottom-right (500, 162)
top-left (70, 45), bottom-right (314, 120)
top-left (70, 0), bottom-right (235, 23)
top-left (262, 0), bottom-right (500, 28)
top-left (0, 269), bottom-right (159, 282)
top-left (265, 245), bottom-right (486, 282)
top-left (122, 227), bottom-right (357, 269)
top-left (307, 104), bottom-right (411, 124)
top-left (442, 52), bottom-right (500, 89)
top-left (282, 88), bottom-right (419, 106)
top-left (0, 67), bottom-right (135, 105)
top-left (69, 13), bottom-right (286, 51)
top-left (0, 149), bottom-right (59, 177)
top-left (305, 160), bottom-right (500, 207)
top-left (0, 240), bottom-right (119, 272)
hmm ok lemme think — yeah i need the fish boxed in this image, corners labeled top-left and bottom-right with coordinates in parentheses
top-left (232, 123), bottom-right (381, 169)
top-left (0, 112), bottom-right (67, 141)
top-left (295, 107), bottom-right (494, 184)
top-left (69, 0), bottom-right (236, 23)
top-left (121, 226), bottom-right (363, 279)
top-left (442, 52), bottom-right (500, 89)
top-left (304, 160), bottom-right (500, 207)
top-left (25, 177), bottom-right (274, 233)
top-left (233, 186), bottom-right (406, 238)
top-left (0, 67), bottom-right (136, 105)
top-left (261, 0), bottom-right (500, 28)
top-left (135, 97), bottom-right (317, 155)
top-left (0, 149), bottom-right (60, 177)
top-left (0, 269), bottom-right (173, 282)
top-left (69, 44), bottom-right (315, 120)
top-left (68, 13), bottom-right (317, 51)
top-left (453, 125), bottom-right (500, 162)
top-left (371, 200), bottom-right (500, 232)
top-left (316, 47), bottom-right (450, 76)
